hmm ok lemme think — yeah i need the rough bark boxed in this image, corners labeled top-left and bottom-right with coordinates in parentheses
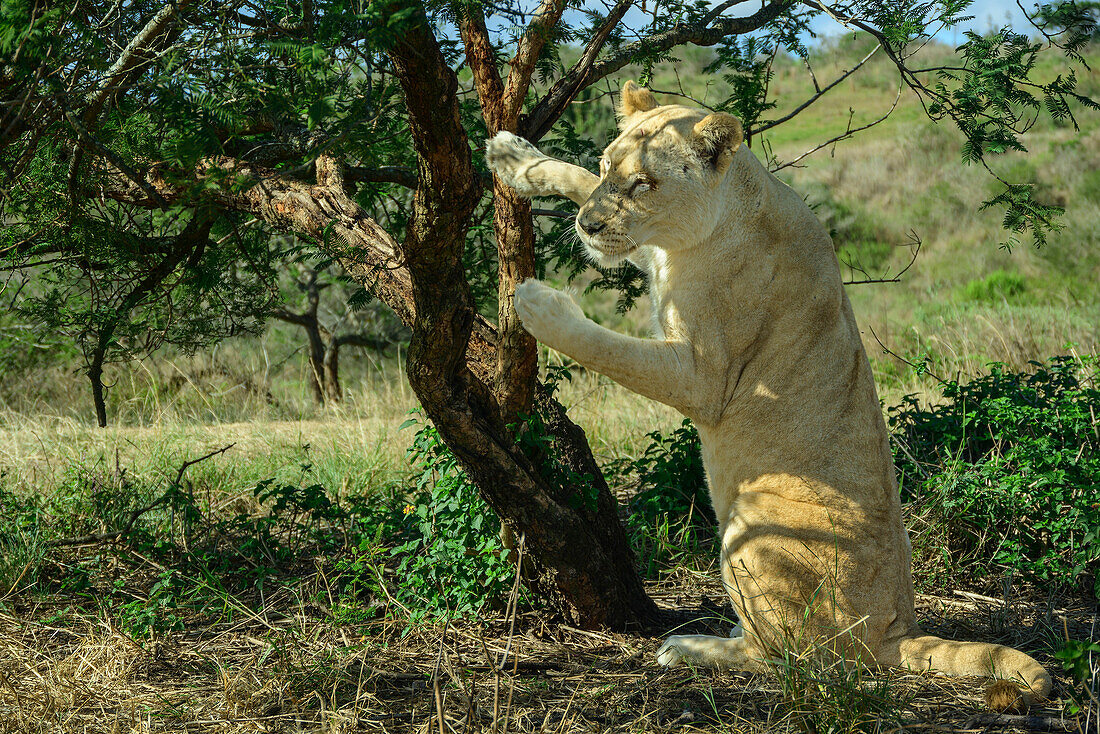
top-left (458, 6), bottom-right (542, 420)
top-left (106, 153), bottom-right (657, 627)
top-left (383, 1), bottom-right (658, 627)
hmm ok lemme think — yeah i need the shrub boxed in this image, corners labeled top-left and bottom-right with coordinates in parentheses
top-left (387, 418), bottom-right (516, 622)
top-left (890, 355), bottom-right (1100, 597)
top-left (611, 419), bottom-right (716, 577)
top-left (961, 270), bottom-right (1027, 302)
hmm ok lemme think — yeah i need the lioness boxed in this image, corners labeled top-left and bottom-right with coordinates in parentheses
top-left (486, 81), bottom-right (1050, 710)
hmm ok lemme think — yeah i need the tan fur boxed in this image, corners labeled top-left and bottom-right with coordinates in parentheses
top-left (485, 83), bottom-right (1051, 708)
top-left (619, 80), bottom-right (658, 118)
top-left (985, 678), bottom-right (1027, 714)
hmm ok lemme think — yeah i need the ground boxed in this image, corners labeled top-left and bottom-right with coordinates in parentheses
top-left (1, 546), bottom-right (1094, 733)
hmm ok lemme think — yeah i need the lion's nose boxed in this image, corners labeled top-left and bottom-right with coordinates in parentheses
top-left (578, 216), bottom-right (606, 236)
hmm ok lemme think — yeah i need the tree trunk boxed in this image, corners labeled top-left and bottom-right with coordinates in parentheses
top-left (322, 337), bottom-right (342, 403)
top-left (89, 349), bottom-right (108, 428)
top-left (273, 270), bottom-right (330, 406)
top-left (384, 3), bottom-right (658, 628)
top-left (106, 28), bottom-right (659, 624)
top-left (116, 145), bottom-right (659, 626)
top-left (84, 215), bottom-right (210, 427)
top-left (492, 186), bottom-right (538, 419)
top-left (324, 333), bottom-right (392, 403)
top-left (304, 317), bottom-right (326, 406)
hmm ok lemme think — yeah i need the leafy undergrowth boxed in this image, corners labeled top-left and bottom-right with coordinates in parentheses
top-left (1, 359), bottom-right (1099, 731)
top-left (891, 355), bottom-right (1100, 599)
top-left (610, 419), bottom-right (718, 579)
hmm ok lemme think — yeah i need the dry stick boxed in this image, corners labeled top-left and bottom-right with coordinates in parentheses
top-left (432, 621), bottom-right (451, 734)
top-left (842, 232), bottom-right (923, 286)
top-left (46, 443), bottom-right (235, 547)
top-left (1, 561), bottom-right (33, 600)
top-left (499, 534), bottom-right (525, 734)
top-left (754, 43), bottom-right (882, 135)
top-left (965, 713), bottom-right (1075, 731)
top-left (866, 324), bottom-right (948, 386)
top-left (770, 84), bottom-right (903, 172)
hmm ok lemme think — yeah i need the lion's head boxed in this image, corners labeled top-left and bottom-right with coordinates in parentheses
top-left (575, 81), bottom-right (744, 266)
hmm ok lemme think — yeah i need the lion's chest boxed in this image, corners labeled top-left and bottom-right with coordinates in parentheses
top-left (647, 249), bottom-right (676, 340)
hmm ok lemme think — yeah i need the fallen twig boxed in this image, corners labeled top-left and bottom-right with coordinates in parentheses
top-left (964, 712), bottom-right (1075, 731)
top-left (46, 443), bottom-right (235, 547)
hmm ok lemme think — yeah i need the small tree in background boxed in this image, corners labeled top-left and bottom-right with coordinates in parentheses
top-left (2, 198), bottom-right (276, 426)
top-left (272, 260), bottom-right (405, 404)
top-left (2, 0), bottom-right (1096, 625)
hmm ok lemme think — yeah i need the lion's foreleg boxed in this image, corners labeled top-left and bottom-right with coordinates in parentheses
top-left (486, 132), bottom-right (599, 205)
top-left (513, 280), bottom-right (701, 415)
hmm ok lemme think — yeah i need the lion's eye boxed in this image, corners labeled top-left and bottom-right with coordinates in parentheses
top-left (628, 175), bottom-right (655, 195)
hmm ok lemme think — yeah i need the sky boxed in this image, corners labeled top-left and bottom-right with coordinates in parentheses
top-left (809, 0), bottom-right (1036, 41)
top-left (556, 0), bottom-right (1041, 46)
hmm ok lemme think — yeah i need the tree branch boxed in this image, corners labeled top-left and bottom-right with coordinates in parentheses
top-left (769, 84), bottom-right (902, 171)
top-left (755, 43), bottom-right (880, 134)
top-left (523, 0), bottom-right (789, 141)
top-left (271, 308), bottom-right (311, 327)
top-left (345, 165), bottom-right (419, 189)
top-left (521, 0), bottom-right (635, 141)
top-left (83, 0), bottom-right (194, 122)
top-left (460, 5), bottom-right (507, 132)
top-left (48, 443), bottom-right (235, 546)
top-left (503, 0), bottom-right (567, 123)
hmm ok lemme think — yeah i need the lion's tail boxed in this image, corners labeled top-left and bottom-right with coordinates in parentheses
top-left (884, 633), bottom-right (1051, 711)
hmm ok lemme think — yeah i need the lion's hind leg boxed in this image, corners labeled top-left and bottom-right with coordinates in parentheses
top-left (657, 632), bottom-right (767, 673)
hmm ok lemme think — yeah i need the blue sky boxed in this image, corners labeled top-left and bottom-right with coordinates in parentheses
top-left (553, 0), bottom-right (1041, 45)
top-left (809, 0), bottom-right (1035, 40)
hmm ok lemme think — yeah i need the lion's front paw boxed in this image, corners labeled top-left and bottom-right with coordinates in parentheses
top-left (485, 132), bottom-right (546, 197)
top-left (513, 279), bottom-right (585, 344)
top-left (656, 636), bottom-right (690, 668)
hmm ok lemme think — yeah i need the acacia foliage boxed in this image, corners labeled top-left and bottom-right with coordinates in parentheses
top-left (3, 0), bottom-right (1098, 336)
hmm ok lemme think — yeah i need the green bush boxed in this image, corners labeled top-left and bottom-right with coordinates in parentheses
top-left (961, 270), bottom-right (1027, 302)
top-left (890, 355), bottom-right (1100, 597)
top-left (387, 419), bottom-right (516, 622)
top-left (611, 420), bottom-right (716, 577)
top-left (1080, 167), bottom-right (1100, 202)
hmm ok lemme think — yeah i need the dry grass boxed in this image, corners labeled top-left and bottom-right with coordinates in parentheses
top-left (1, 545), bottom-right (1094, 734)
top-left (0, 362), bottom-right (681, 507)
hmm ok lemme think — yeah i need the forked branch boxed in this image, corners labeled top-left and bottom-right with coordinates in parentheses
top-left (47, 444), bottom-right (236, 547)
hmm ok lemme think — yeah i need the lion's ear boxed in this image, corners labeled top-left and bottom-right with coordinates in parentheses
top-left (617, 81), bottom-right (658, 122)
top-left (691, 113), bottom-right (744, 174)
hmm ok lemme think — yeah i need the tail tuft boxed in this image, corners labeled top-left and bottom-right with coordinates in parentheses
top-left (984, 679), bottom-right (1027, 714)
